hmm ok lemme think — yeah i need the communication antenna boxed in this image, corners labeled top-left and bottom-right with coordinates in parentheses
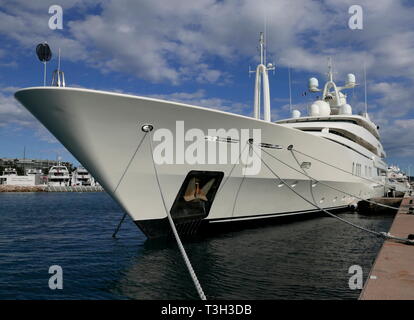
top-left (264, 15), bottom-right (267, 66)
top-left (364, 61), bottom-right (368, 114)
top-left (36, 42), bottom-right (52, 86)
top-left (288, 66), bottom-right (292, 112)
top-left (327, 56), bottom-right (333, 81)
top-left (52, 48), bottom-right (66, 87)
top-left (58, 48), bottom-right (61, 73)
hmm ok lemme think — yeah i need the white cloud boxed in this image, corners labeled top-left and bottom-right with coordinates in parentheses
top-left (370, 81), bottom-right (413, 118)
top-left (1, 0), bottom-right (413, 84)
top-left (0, 86), bottom-right (58, 143)
top-left (148, 89), bottom-right (251, 115)
top-left (378, 119), bottom-right (414, 158)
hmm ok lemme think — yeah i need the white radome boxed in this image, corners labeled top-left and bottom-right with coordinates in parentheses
top-left (340, 104), bottom-right (352, 115)
top-left (291, 109), bottom-right (301, 118)
top-left (310, 100), bottom-right (330, 117)
top-left (346, 73), bottom-right (356, 86)
top-left (308, 77), bottom-right (319, 91)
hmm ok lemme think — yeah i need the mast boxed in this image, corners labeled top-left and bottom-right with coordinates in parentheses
top-left (250, 32), bottom-right (275, 122)
top-left (327, 57), bottom-right (333, 82)
top-left (260, 30), bottom-right (264, 65)
top-left (288, 66), bottom-right (292, 112)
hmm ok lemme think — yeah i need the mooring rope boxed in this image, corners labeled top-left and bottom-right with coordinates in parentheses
top-left (112, 212), bottom-right (127, 238)
top-left (149, 133), bottom-right (207, 300)
top-left (112, 132), bottom-right (149, 238)
top-left (291, 147), bottom-right (390, 189)
top-left (252, 144), bottom-right (414, 245)
top-left (259, 146), bottom-right (399, 211)
top-left (216, 143), bottom-right (248, 194)
top-left (230, 144), bottom-right (250, 218)
top-left (113, 132), bottom-right (148, 194)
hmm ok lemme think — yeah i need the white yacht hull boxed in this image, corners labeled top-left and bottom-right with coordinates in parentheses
top-left (15, 87), bottom-right (385, 238)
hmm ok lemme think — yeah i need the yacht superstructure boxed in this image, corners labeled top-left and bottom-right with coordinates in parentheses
top-left (2, 168), bottom-right (17, 176)
top-left (15, 34), bottom-right (388, 238)
top-left (25, 168), bottom-right (42, 176)
top-left (47, 165), bottom-right (70, 186)
top-left (386, 165), bottom-right (411, 194)
top-left (71, 166), bottom-right (95, 186)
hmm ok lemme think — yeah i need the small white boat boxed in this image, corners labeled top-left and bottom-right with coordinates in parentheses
top-left (386, 165), bottom-right (411, 194)
top-left (71, 166), bottom-right (95, 186)
top-left (47, 165), bottom-right (70, 187)
top-left (2, 168), bottom-right (18, 176)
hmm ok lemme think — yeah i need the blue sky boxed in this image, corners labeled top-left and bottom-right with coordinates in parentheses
top-left (0, 0), bottom-right (414, 174)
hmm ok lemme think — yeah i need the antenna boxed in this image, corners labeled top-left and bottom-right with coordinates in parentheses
top-left (327, 57), bottom-right (333, 82)
top-left (364, 61), bottom-right (368, 114)
top-left (288, 66), bottom-right (292, 112)
top-left (52, 48), bottom-right (66, 87)
top-left (259, 32), bottom-right (264, 65)
top-left (264, 15), bottom-right (267, 66)
top-left (58, 48), bottom-right (61, 73)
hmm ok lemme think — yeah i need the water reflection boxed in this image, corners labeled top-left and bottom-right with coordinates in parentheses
top-left (113, 212), bottom-right (392, 300)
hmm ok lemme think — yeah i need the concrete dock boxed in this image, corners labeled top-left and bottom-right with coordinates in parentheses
top-left (358, 196), bottom-right (403, 214)
top-left (360, 194), bottom-right (414, 300)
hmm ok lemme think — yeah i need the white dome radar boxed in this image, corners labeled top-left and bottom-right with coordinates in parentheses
top-left (339, 104), bottom-right (352, 115)
top-left (308, 77), bottom-right (319, 92)
top-left (291, 109), bottom-right (301, 118)
top-left (310, 100), bottom-right (330, 117)
top-left (346, 73), bottom-right (356, 87)
top-left (309, 103), bottom-right (319, 117)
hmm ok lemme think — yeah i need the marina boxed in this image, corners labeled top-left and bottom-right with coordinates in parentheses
top-left (1, 0), bottom-right (414, 304)
top-left (0, 158), bottom-right (102, 191)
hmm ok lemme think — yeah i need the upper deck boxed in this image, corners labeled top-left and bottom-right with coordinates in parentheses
top-left (275, 114), bottom-right (380, 140)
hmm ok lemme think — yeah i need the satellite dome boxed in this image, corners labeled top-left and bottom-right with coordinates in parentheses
top-left (310, 100), bottom-right (330, 117)
top-left (308, 77), bottom-right (319, 92)
top-left (309, 103), bottom-right (320, 117)
top-left (346, 73), bottom-right (356, 86)
top-left (291, 109), bottom-right (301, 118)
top-left (339, 104), bottom-right (352, 115)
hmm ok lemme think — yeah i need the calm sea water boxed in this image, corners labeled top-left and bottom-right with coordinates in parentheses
top-left (0, 192), bottom-right (393, 300)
